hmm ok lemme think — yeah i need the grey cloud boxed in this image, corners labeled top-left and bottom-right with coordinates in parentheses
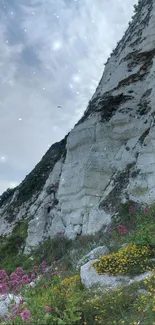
top-left (0, 0), bottom-right (137, 193)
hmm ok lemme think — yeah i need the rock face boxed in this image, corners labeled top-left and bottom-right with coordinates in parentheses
top-left (0, 0), bottom-right (155, 251)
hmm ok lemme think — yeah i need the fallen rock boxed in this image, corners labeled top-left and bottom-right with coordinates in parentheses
top-left (0, 300), bottom-right (8, 319)
top-left (77, 246), bottom-right (109, 269)
top-left (80, 259), bottom-right (153, 289)
top-left (0, 294), bottom-right (21, 319)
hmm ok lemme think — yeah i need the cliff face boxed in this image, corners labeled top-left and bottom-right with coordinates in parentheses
top-left (1, 0), bottom-right (155, 252)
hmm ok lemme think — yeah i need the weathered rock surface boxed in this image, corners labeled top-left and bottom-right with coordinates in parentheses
top-left (0, 0), bottom-right (155, 251)
top-left (76, 246), bottom-right (109, 270)
top-left (0, 294), bottom-right (21, 319)
top-left (80, 259), bottom-right (153, 289)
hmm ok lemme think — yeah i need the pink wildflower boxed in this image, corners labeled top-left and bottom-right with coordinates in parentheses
top-left (10, 272), bottom-right (19, 280)
top-left (144, 208), bottom-right (149, 214)
top-left (33, 266), bottom-right (39, 271)
top-left (45, 306), bottom-right (52, 313)
top-left (22, 275), bottom-right (29, 280)
top-left (11, 306), bottom-right (20, 314)
top-left (20, 310), bottom-right (31, 321)
top-left (22, 274), bottom-right (30, 284)
top-left (56, 232), bottom-right (64, 236)
top-left (9, 280), bottom-right (19, 286)
top-left (117, 224), bottom-right (129, 235)
top-left (0, 270), bottom-right (8, 281)
top-left (8, 314), bottom-right (15, 320)
top-left (16, 267), bottom-right (24, 276)
top-left (129, 205), bottom-right (136, 213)
top-left (31, 273), bottom-right (36, 279)
top-left (108, 226), bottom-right (113, 233)
top-left (0, 283), bottom-right (8, 294)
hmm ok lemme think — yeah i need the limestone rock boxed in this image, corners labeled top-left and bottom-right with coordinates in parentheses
top-left (80, 259), bottom-right (153, 289)
top-left (0, 0), bottom-right (155, 251)
top-left (77, 246), bottom-right (109, 269)
top-left (0, 301), bottom-right (8, 319)
top-left (0, 294), bottom-right (22, 319)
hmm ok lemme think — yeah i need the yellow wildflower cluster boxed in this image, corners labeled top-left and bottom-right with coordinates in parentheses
top-left (93, 244), bottom-right (155, 276)
top-left (61, 274), bottom-right (80, 287)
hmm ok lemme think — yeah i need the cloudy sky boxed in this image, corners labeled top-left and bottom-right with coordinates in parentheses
top-left (0, 0), bottom-right (137, 194)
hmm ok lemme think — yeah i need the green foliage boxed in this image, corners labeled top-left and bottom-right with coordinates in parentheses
top-left (14, 137), bottom-right (67, 207)
top-left (31, 236), bottom-right (73, 266)
top-left (0, 187), bottom-right (16, 208)
top-left (0, 219), bottom-right (30, 273)
top-left (3, 200), bottom-right (155, 324)
top-left (128, 222), bottom-right (155, 248)
top-left (2, 271), bottom-right (153, 325)
top-left (112, 202), bottom-right (155, 234)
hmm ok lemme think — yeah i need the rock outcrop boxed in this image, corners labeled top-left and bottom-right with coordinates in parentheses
top-left (80, 259), bottom-right (153, 289)
top-left (76, 246), bottom-right (109, 270)
top-left (0, 0), bottom-right (155, 251)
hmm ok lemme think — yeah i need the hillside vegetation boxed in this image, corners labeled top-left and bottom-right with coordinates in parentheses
top-left (0, 202), bottom-right (155, 324)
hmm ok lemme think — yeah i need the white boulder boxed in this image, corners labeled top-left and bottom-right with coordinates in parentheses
top-left (80, 259), bottom-right (153, 289)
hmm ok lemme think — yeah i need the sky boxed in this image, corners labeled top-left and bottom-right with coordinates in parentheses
top-left (0, 0), bottom-right (137, 194)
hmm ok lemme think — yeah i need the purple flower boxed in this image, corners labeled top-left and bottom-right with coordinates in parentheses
top-left (0, 270), bottom-right (8, 281)
top-left (11, 306), bottom-right (20, 314)
top-left (129, 205), bottom-right (136, 213)
top-left (8, 314), bottom-right (15, 320)
top-left (10, 272), bottom-right (19, 281)
top-left (30, 273), bottom-right (36, 280)
top-left (20, 310), bottom-right (31, 321)
top-left (45, 306), bottom-right (51, 313)
top-left (0, 283), bottom-right (8, 294)
top-left (22, 274), bottom-right (30, 284)
top-left (117, 224), bottom-right (129, 235)
top-left (56, 232), bottom-right (64, 237)
top-left (16, 267), bottom-right (24, 276)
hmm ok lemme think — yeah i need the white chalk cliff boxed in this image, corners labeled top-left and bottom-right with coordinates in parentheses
top-left (0, 0), bottom-right (155, 251)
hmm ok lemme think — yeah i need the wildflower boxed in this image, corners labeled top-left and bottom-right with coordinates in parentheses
top-left (0, 283), bottom-right (7, 293)
top-left (11, 306), bottom-right (20, 314)
top-left (8, 314), bottom-right (15, 320)
top-left (0, 270), bottom-right (8, 281)
top-left (9, 280), bottom-right (19, 287)
top-left (117, 224), bottom-right (129, 235)
top-left (129, 205), bottom-right (136, 213)
top-left (45, 306), bottom-right (52, 313)
top-left (31, 273), bottom-right (36, 279)
top-left (143, 208), bottom-right (149, 213)
top-left (16, 267), bottom-right (24, 276)
top-left (10, 272), bottom-right (19, 280)
top-left (20, 310), bottom-right (31, 321)
top-left (56, 232), bottom-right (64, 236)
top-left (33, 266), bottom-right (39, 271)
top-left (107, 224), bottom-right (113, 233)
top-left (22, 274), bottom-right (30, 284)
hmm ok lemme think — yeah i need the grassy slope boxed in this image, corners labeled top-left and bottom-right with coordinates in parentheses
top-left (0, 202), bottom-right (155, 324)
